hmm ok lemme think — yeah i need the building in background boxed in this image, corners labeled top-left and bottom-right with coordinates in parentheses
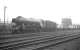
top-left (61, 18), bottom-right (72, 28)
top-left (69, 24), bottom-right (80, 29)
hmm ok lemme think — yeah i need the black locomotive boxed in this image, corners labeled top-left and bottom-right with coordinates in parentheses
top-left (12, 16), bottom-right (57, 33)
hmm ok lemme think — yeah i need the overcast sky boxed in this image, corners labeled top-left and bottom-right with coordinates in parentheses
top-left (0, 0), bottom-right (80, 24)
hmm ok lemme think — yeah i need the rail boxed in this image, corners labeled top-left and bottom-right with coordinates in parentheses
top-left (0, 30), bottom-right (80, 50)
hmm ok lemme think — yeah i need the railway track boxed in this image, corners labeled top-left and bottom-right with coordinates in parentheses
top-left (0, 30), bottom-right (80, 50)
top-left (0, 33), bottom-right (65, 50)
top-left (35, 33), bottom-right (80, 50)
top-left (0, 30), bottom-right (79, 38)
top-left (1, 30), bottom-right (80, 42)
top-left (11, 33), bottom-right (80, 50)
top-left (0, 29), bottom-right (80, 35)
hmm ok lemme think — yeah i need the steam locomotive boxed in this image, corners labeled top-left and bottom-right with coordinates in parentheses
top-left (12, 16), bottom-right (57, 33)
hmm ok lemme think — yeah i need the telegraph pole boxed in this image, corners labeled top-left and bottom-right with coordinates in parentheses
top-left (4, 6), bottom-right (7, 24)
